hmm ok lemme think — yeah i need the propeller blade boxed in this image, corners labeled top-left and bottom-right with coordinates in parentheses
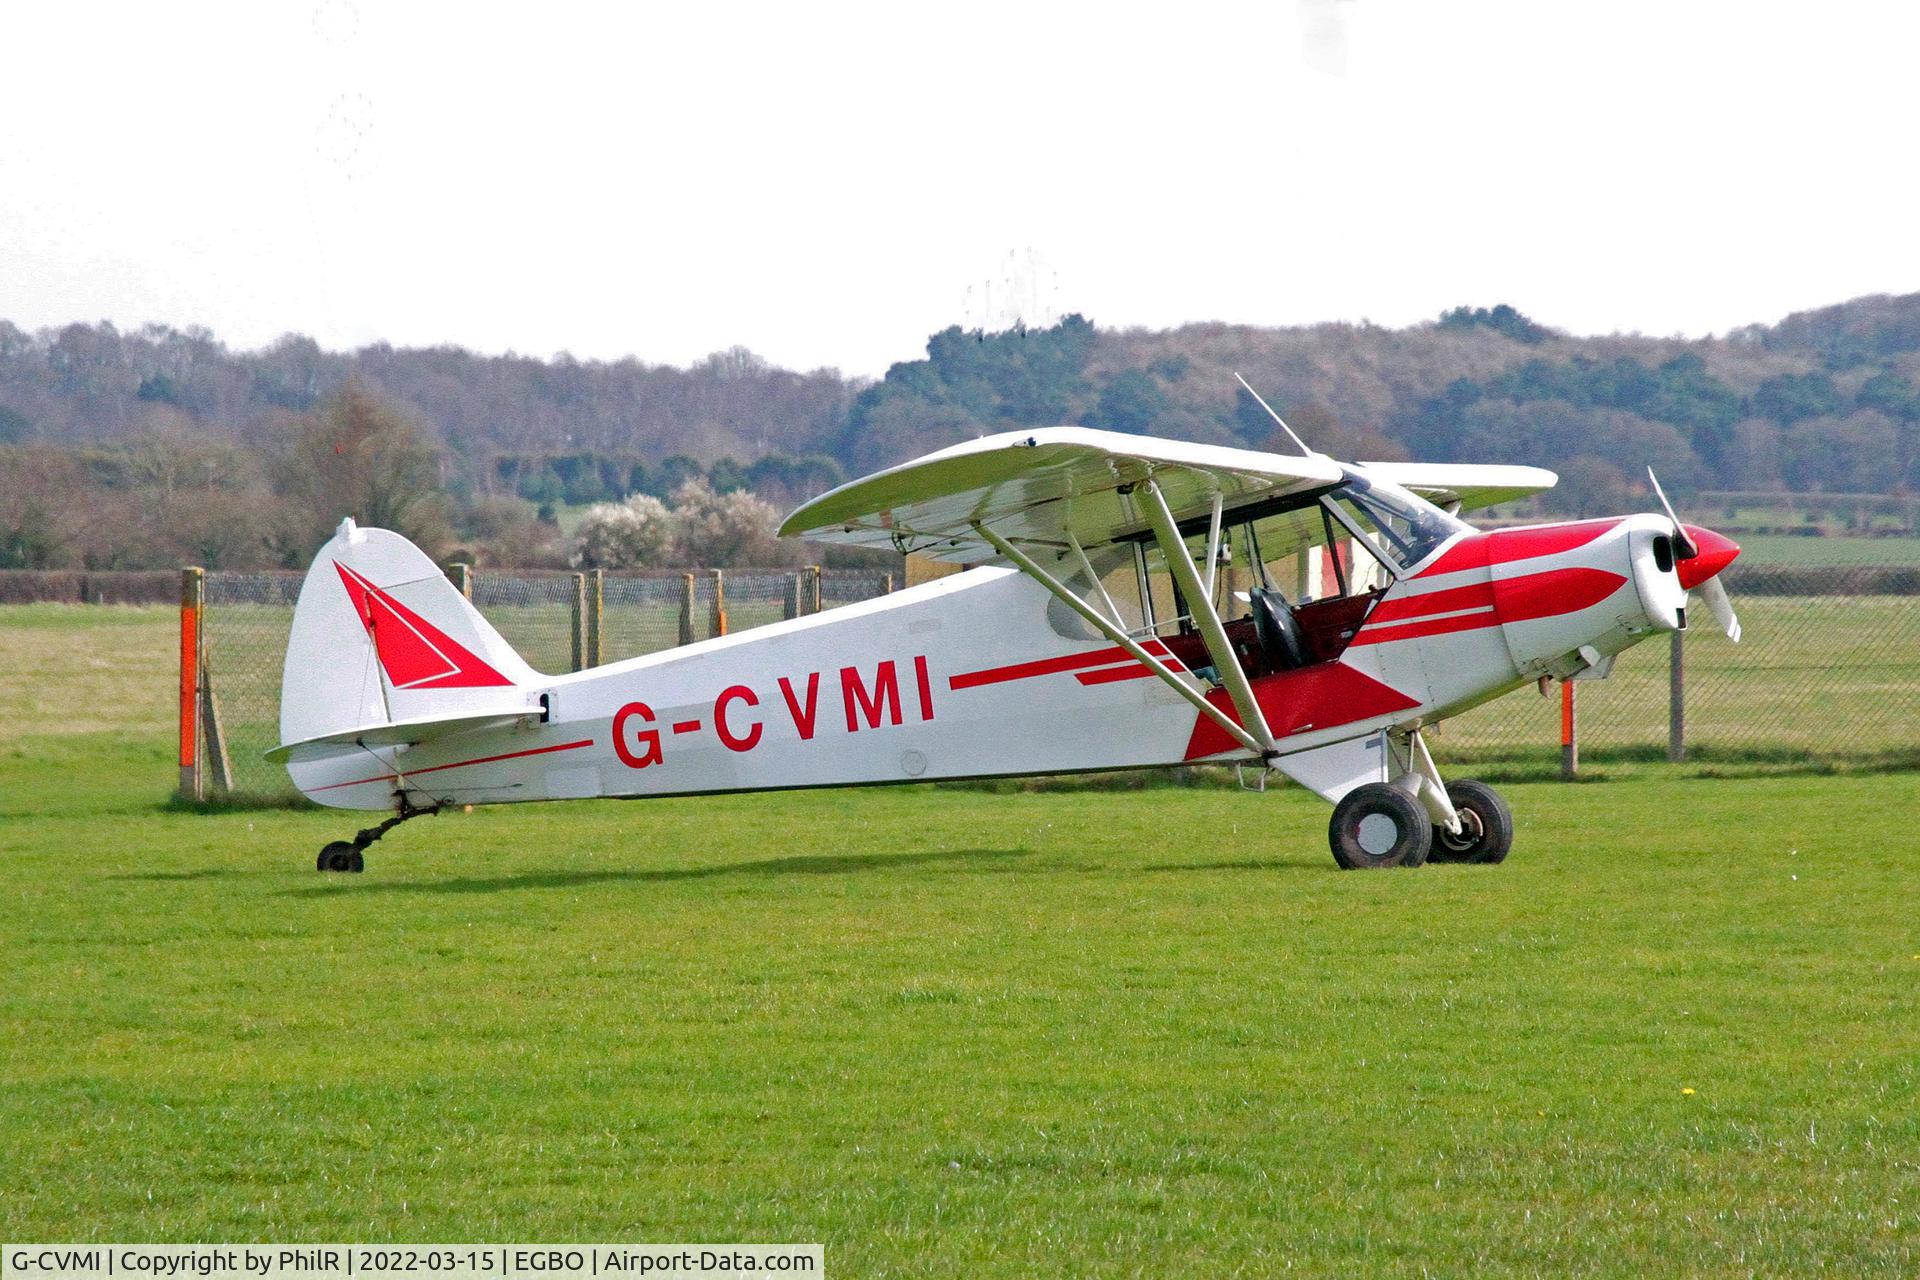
top-left (1695, 574), bottom-right (1742, 643)
top-left (1645, 467), bottom-right (1698, 559)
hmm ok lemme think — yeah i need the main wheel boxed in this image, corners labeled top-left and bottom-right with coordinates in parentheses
top-left (1431, 780), bottom-right (1513, 865)
top-left (1329, 783), bottom-right (1433, 870)
top-left (318, 841), bottom-right (357, 873)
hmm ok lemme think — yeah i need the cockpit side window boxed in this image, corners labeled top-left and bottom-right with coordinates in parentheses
top-left (1327, 471), bottom-right (1470, 573)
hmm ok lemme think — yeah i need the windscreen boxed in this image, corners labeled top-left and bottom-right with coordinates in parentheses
top-left (1326, 470), bottom-right (1470, 573)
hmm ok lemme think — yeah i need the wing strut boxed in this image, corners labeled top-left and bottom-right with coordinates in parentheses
top-left (1139, 479), bottom-right (1280, 755)
top-left (972, 520), bottom-right (1267, 758)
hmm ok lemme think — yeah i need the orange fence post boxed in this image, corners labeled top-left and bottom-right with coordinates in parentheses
top-left (710, 568), bottom-right (727, 637)
top-left (178, 566), bottom-right (203, 802)
top-left (1560, 679), bottom-right (1577, 779)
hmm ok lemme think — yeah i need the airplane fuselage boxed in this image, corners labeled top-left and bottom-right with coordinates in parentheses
top-left (289, 514), bottom-right (1691, 811)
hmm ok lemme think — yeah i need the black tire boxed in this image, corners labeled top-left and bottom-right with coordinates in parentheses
top-left (1432, 780), bottom-right (1513, 865)
top-left (319, 841), bottom-right (356, 873)
top-left (347, 848), bottom-right (365, 874)
top-left (1329, 783), bottom-right (1433, 870)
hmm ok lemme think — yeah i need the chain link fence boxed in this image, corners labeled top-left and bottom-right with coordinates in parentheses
top-left (1429, 565), bottom-right (1920, 771)
top-left (188, 566), bottom-right (897, 800)
top-left (183, 562), bottom-right (1916, 801)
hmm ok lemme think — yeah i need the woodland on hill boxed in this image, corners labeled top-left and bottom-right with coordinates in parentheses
top-left (2, 292), bottom-right (1917, 570)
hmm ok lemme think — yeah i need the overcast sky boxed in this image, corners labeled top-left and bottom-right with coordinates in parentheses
top-left (3, 1), bottom-right (1915, 376)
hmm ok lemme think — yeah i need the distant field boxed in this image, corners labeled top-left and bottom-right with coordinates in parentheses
top-left (3, 608), bottom-right (1919, 1273)
top-left (1728, 534), bottom-right (1920, 566)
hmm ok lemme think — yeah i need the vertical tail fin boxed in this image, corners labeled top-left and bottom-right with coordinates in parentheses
top-left (278, 519), bottom-right (540, 754)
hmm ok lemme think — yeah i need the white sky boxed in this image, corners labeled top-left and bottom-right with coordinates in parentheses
top-left (3, 1), bottom-right (1916, 377)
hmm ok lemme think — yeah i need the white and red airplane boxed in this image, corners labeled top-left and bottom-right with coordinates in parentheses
top-left (273, 426), bottom-right (1741, 872)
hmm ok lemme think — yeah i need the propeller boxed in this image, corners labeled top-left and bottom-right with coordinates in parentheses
top-left (1696, 574), bottom-right (1742, 645)
top-left (1647, 467), bottom-right (1742, 643)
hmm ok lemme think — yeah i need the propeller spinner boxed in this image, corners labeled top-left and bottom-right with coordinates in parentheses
top-left (1647, 468), bottom-right (1742, 643)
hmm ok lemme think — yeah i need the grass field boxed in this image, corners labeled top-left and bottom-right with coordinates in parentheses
top-left (3, 608), bottom-right (1919, 1273)
top-left (1730, 534), bottom-right (1920, 566)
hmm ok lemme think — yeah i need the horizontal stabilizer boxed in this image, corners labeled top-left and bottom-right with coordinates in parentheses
top-left (266, 705), bottom-right (539, 764)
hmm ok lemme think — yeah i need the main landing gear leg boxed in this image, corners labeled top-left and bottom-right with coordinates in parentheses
top-left (316, 795), bottom-right (441, 873)
top-left (1396, 729), bottom-right (1514, 866)
top-left (1325, 730), bottom-right (1515, 869)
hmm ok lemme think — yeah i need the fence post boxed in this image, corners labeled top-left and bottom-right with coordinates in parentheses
top-left (803, 565), bottom-right (821, 616)
top-left (587, 568), bottom-right (604, 667)
top-left (570, 572), bottom-right (587, 672)
top-left (448, 561), bottom-right (473, 600)
top-left (178, 567), bottom-right (203, 802)
top-left (784, 572), bottom-right (801, 621)
top-left (1668, 630), bottom-right (1686, 762)
top-left (1560, 679), bottom-right (1578, 779)
top-left (882, 572), bottom-right (895, 594)
top-left (679, 573), bottom-right (696, 645)
top-left (710, 568), bottom-right (727, 637)
top-left (199, 655), bottom-right (233, 794)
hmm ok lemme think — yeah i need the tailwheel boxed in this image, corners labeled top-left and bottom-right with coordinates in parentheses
top-left (1431, 780), bottom-right (1513, 865)
top-left (1329, 783), bottom-right (1433, 870)
top-left (317, 841), bottom-right (362, 873)
top-left (313, 795), bottom-right (439, 872)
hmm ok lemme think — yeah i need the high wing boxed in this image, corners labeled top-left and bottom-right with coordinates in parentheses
top-left (1353, 461), bottom-right (1557, 512)
top-left (780, 426), bottom-right (1344, 563)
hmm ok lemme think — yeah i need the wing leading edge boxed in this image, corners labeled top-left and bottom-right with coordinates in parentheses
top-left (1354, 461), bottom-right (1557, 512)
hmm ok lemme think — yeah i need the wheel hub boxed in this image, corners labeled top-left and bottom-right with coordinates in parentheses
top-left (1439, 808), bottom-right (1484, 853)
top-left (1356, 812), bottom-right (1400, 856)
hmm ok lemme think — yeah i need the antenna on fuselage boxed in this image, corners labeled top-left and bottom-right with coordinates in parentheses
top-left (1234, 372), bottom-right (1314, 456)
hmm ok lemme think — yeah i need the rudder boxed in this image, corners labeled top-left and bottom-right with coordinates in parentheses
top-left (279, 518), bottom-right (540, 755)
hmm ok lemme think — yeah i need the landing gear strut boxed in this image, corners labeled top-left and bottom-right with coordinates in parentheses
top-left (315, 795), bottom-right (441, 873)
top-left (1325, 729), bottom-right (1515, 870)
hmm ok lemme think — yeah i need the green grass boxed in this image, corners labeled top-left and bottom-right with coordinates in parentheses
top-left (3, 612), bottom-right (1920, 1273)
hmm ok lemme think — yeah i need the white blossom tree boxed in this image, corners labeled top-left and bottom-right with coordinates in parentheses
top-left (572, 493), bottom-right (676, 568)
top-left (669, 479), bottom-right (785, 566)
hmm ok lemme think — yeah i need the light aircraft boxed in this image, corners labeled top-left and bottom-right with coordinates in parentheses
top-left (273, 425), bottom-right (1740, 872)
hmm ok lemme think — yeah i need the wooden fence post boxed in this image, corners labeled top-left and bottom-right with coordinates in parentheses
top-left (1560, 679), bottom-right (1578, 779)
top-left (570, 572), bottom-right (587, 672)
top-left (679, 573), bottom-right (696, 645)
top-left (710, 568), bottom-right (727, 637)
top-left (587, 568), bottom-right (604, 667)
top-left (1668, 630), bottom-right (1686, 762)
top-left (882, 572), bottom-right (895, 594)
top-left (178, 567), bottom-right (203, 802)
top-left (448, 561), bottom-right (473, 600)
top-left (784, 572), bottom-right (801, 621)
top-left (803, 565), bottom-right (821, 616)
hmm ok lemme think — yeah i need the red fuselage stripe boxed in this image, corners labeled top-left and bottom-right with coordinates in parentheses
top-left (949, 642), bottom-right (1174, 690)
top-left (1364, 579), bottom-right (1497, 625)
top-left (1074, 663), bottom-right (1161, 686)
top-left (1349, 608), bottom-right (1498, 646)
top-left (309, 738), bottom-right (595, 792)
top-left (1417, 519), bottom-right (1621, 579)
top-left (1353, 566), bottom-right (1627, 647)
